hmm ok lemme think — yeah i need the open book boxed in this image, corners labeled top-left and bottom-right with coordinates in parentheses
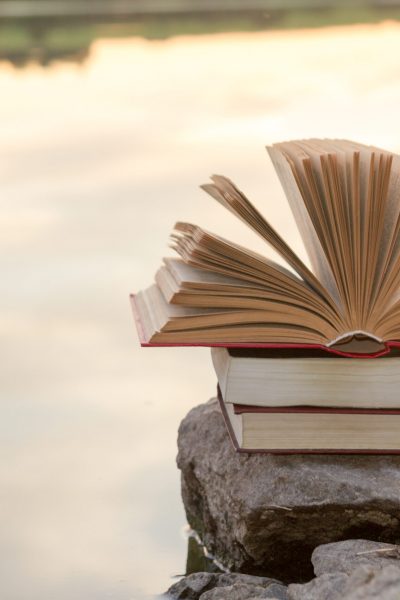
top-left (132, 139), bottom-right (400, 357)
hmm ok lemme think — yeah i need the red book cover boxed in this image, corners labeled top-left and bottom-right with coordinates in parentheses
top-left (233, 404), bottom-right (400, 415)
top-left (130, 294), bottom-right (400, 358)
top-left (217, 386), bottom-right (400, 455)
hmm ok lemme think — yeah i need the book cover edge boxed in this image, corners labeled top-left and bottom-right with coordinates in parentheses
top-left (216, 385), bottom-right (400, 455)
top-left (233, 404), bottom-right (400, 415)
top-left (130, 294), bottom-right (397, 357)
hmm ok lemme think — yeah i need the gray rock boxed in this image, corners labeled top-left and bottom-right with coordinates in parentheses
top-left (259, 582), bottom-right (288, 599)
top-left (312, 539), bottom-right (400, 576)
top-left (342, 565), bottom-right (400, 599)
top-left (288, 573), bottom-right (348, 600)
top-left (207, 573), bottom-right (282, 588)
top-left (199, 582), bottom-right (272, 599)
top-left (165, 572), bottom-right (285, 600)
top-left (178, 399), bottom-right (400, 581)
top-left (288, 565), bottom-right (400, 600)
top-left (165, 572), bottom-right (215, 599)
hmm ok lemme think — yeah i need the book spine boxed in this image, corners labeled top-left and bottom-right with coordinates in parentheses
top-left (216, 391), bottom-right (400, 455)
top-left (233, 404), bottom-right (400, 416)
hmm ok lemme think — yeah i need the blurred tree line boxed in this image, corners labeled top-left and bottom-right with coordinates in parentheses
top-left (0, 0), bottom-right (400, 67)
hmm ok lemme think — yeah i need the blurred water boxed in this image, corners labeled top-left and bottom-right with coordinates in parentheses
top-left (2, 20), bottom-right (400, 600)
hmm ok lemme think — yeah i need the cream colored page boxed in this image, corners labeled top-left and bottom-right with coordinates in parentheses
top-left (243, 413), bottom-right (400, 450)
top-left (267, 144), bottom-right (341, 308)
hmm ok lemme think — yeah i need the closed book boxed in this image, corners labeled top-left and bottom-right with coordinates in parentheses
top-left (211, 347), bottom-right (400, 409)
top-left (217, 386), bottom-right (400, 454)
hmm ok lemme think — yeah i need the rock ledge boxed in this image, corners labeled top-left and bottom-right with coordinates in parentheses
top-left (177, 399), bottom-right (400, 581)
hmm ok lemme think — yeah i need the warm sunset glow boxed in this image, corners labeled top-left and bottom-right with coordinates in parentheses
top-left (2, 19), bottom-right (400, 599)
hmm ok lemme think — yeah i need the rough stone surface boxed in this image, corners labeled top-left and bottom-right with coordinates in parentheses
top-left (342, 565), bottom-right (400, 599)
top-left (165, 572), bottom-right (215, 599)
top-left (258, 582), bottom-right (288, 599)
top-left (199, 584), bottom-right (264, 600)
top-left (288, 565), bottom-right (400, 600)
top-left (165, 572), bottom-right (285, 599)
top-left (288, 572), bottom-right (348, 600)
top-left (200, 581), bottom-right (287, 599)
top-left (164, 541), bottom-right (400, 600)
top-left (312, 539), bottom-right (400, 576)
top-left (177, 399), bottom-right (400, 581)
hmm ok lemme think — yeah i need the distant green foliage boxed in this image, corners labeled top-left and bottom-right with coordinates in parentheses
top-left (1, 6), bottom-right (400, 66)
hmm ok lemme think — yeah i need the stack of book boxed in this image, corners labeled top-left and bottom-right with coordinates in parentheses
top-left (212, 347), bottom-right (400, 453)
top-left (132, 138), bottom-right (400, 454)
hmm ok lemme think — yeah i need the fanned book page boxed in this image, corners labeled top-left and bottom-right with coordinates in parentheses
top-left (131, 139), bottom-right (400, 357)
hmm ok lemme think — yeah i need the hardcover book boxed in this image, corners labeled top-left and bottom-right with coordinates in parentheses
top-left (211, 347), bottom-right (400, 408)
top-left (132, 139), bottom-right (400, 358)
top-left (217, 386), bottom-right (400, 454)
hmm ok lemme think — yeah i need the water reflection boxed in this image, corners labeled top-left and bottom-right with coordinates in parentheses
top-left (1, 2), bottom-right (400, 67)
top-left (2, 20), bottom-right (400, 599)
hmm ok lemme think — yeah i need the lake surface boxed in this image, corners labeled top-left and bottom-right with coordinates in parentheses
top-left (2, 19), bottom-right (400, 600)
